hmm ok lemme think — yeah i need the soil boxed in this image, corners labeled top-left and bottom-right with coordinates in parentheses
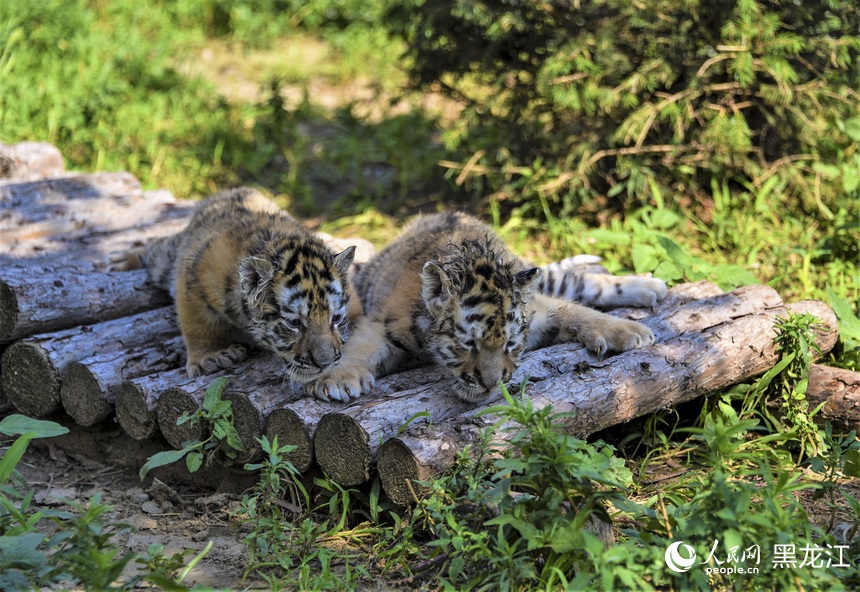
top-left (12, 413), bottom-right (265, 590)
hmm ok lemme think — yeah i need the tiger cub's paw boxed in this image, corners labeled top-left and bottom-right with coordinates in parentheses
top-left (578, 316), bottom-right (655, 357)
top-left (305, 362), bottom-right (375, 403)
top-left (186, 344), bottom-right (248, 378)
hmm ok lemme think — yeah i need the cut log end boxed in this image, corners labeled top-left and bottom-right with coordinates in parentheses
top-left (0, 280), bottom-right (18, 342)
top-left (156, 388), bottom-right (205, 449)
top-left (0, 342), bottom-right (61, 417)
top-left (60, 361), bottom-right (113, 427)
top-left (222, 392), bottom-right (262, 463)
top-left (115, 381), bottom-right (159, 441)
top-left (377, 438), bottom-right (426, 506)
top-left (264, 408), bottom-right (314, 473)
top-left (806, 364), bottom-right (860, 432)
top-left (314, 413), bottom-right (371, 486)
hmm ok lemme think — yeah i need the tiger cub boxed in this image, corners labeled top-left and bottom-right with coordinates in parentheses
top-left (305, 212), bottom-right (664, 403)
top-left (112, 188), bottom-right (356, 380)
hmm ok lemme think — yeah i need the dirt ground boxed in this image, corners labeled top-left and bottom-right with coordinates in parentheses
top-left (12, 414), bottom-right (265, 590)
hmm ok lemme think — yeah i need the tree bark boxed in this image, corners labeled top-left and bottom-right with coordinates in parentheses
top-left (115, 377), bottom-right (163, 442)
top-left (0, 307), bottom-right (179, 417)
top-left (60, 335), bottom-right (185, 427)
top-left (0, 143), bottom-right (64, 181)
top-left (376, 299), bottom-right (839, 504)
top-left (805, 364), bottom-right (860, 432)
top-left (315, 284), bottom-right (783, 487)
top-left (0, 263), bottom-right (171, 343)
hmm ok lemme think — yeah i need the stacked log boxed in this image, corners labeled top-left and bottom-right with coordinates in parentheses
top-left (0, 307), bottom-right (180, 417)
top-left (1, 142), bottom-right (858, 506)
top-left (0, 143), bottom-right (64, 181)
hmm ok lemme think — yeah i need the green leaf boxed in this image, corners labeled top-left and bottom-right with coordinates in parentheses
top-left (844, 117), bottom-right (860, 143)
top-left (0, 415), bottom-right (68, 438)
top-left (0, 532), bottom-right (48, 568)
top-left (0, 434), bottom-right (33, 483)
top-left (202, 377), bottom-right (228, 411)
top-left (583, 228), bottom-right (631, 246)
top-left (631, 244), bottom-right (660, 274)
top-left (656, 235), bottom-right (697, 267)
top-left (139, 449), bottom-right (189, 480)
top-left (548, 521), bottom-right (585, 553)
top-left (186, 451), bottom-right (203, 473)
top-left (843, 449), bottom-right (860, 478)
top-left (827, 288), bottom-right (860, 343)
top-left (708, 264), bottom-right (760, 289)
top-left (648, 208), bottom-right (682, 230)
top-left (653, 260), bottom-right (683, 282)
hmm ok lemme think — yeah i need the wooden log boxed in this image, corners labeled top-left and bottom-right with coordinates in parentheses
top-left (1, 171), bottom-right (141, 215)
top-left (142, 353), bottom-right (343, 469)
top-left (0, 143), bottom-right (64, 180)
top-left (150, 368), bottom-right (217, 449)
top-left (805, 364), bottom-right (860, 432)
top-left (377, 299), bottom-right (839, 504)
top-left (59, 336), bottom-right (185, 427)
top-left (0, 307), bottom-right (179, 417)
top-left (1, 183), bottom-right (188, 261)
top-left (115, 378), bottom-right (162, 441)
top-left (314, 284), bottom-right (783, 487)
top-left (0, 263), bottom-right (170, 343)
top-left (264, 406), bottom-right (316, 472)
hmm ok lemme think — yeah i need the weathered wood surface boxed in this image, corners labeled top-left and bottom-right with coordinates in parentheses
top-left (0, 197), bottom-right (192, 265)
top-left (806, 364), bottom-right (860, 432)
top-left (60, 335), bottom-right (185, 427)
top-left (0, 307), bottom-right (179, 417)
top-left (0, 143), bottom-right (64, 180)
top-left (376, 299), bottom-right (839, 504)
top-left (0, 263), bottom-right (171, 343)
top-left (0, 187), bottom-right (193, 260)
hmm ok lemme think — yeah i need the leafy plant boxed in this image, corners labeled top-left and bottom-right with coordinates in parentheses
top-left (139, 377), bottom-right (244, 479)
top-left (389, 0), bottom-right (860, 216)
top-left (0, 415), bottom-right (208, 590)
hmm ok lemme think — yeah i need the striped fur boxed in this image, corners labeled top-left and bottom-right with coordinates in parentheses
top-left (306, 212), bottom-right (662, 404)
top-left (112, 188), bottom-right (355, 380)
top-left (539, 256), bottom-right (667, 308)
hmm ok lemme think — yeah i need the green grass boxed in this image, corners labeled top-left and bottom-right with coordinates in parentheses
top-left (3, 0), bottom-right (860, 588)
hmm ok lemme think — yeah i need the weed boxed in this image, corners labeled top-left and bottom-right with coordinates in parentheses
top-left (0, 415), bottom-right (207, 590)
top-left (139, 377), bottom-right (244, 479)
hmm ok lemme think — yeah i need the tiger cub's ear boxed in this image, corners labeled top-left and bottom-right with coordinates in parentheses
top-left (239, 256), bottom-right (274, 308)
top-left (333, 246), bottom-right (356, 278)
top-left (514, 267), bottom-right (542, 296)
top-left (421, 261), bottom-right (455, 316)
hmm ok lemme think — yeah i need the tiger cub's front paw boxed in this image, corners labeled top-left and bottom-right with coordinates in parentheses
top-left (305, 363), bottom-right (375, 403)
top-left (186, 344), bottom-right (248, 378)
top-left (579, 317), bottom-right (655, 357)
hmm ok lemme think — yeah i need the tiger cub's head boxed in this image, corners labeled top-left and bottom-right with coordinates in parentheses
top-left (238, 242), bottom-right (355, 384)
top-left (419, 240), bottom-right (541, 402)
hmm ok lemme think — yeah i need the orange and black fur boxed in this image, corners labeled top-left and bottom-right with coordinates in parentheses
top-left (306, 212), bottom-right (665, 403)
top-left (113, 188), bottom-right (356, 381)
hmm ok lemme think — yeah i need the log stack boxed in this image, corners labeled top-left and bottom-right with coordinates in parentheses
top-left (1, 142), bottom-right (858, 504)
